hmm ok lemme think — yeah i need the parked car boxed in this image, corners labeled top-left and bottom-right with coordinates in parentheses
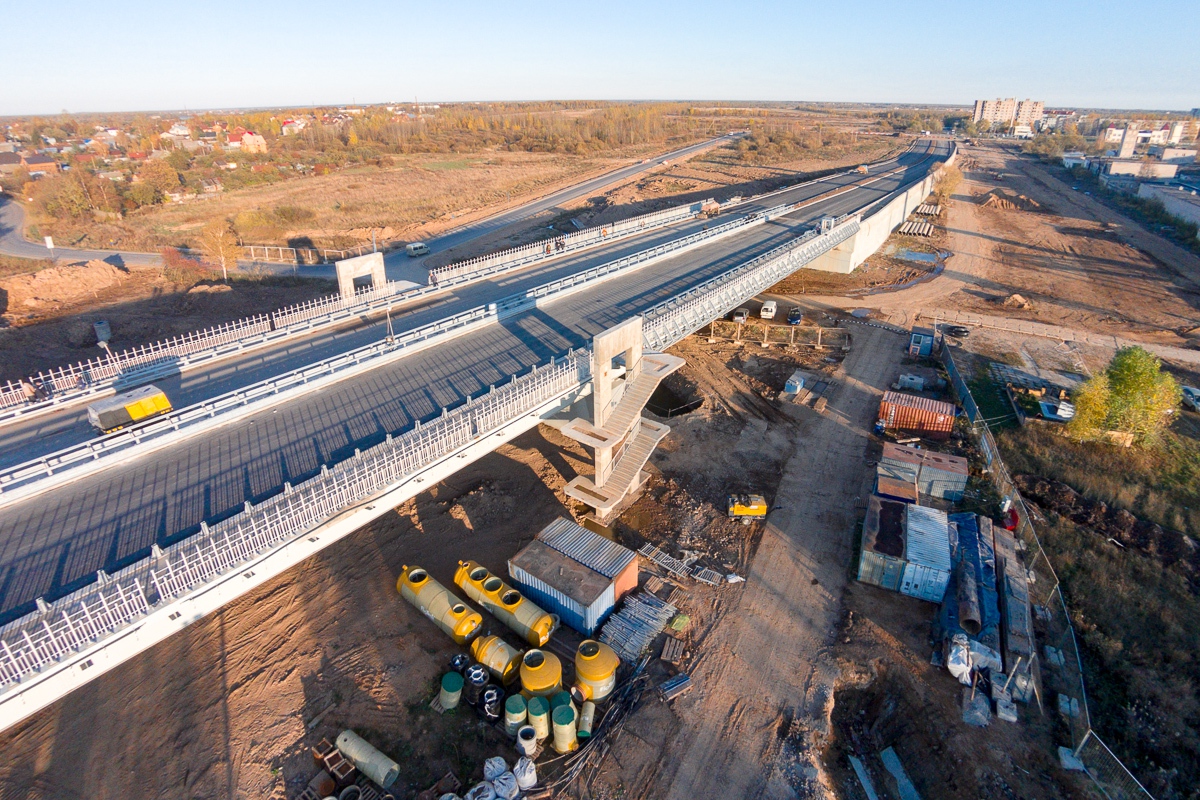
top-left (1182, 386), bottom-right (1200, 412)
top-left (760, 301), bottom-right (777, 320)
top-left (731, 308), bottom-right (749, 324)
top-left (942, 324), bottom-right (971, 338)
top-left (787, 308), bottom-right (804, 325)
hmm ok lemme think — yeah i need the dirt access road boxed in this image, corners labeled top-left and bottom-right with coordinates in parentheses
top-left (640, 321), bottom-right (902, 799)
top-left (806, 142), bottom-right (1200, 351)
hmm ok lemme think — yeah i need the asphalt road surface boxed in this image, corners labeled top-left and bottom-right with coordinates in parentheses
top-left (0, 142), bottom-right (949, 623)
top-left (0, 134), bottom-right (740, 280)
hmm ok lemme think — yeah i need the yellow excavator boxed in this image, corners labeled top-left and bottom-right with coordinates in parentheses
top-left (727, 494), bottom-right (768, 524)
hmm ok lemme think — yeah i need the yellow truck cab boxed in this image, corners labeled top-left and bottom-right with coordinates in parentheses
top-left (727, 494), bottom-right (768, 523)
top-left (87, 385), bottom-right (172, 434)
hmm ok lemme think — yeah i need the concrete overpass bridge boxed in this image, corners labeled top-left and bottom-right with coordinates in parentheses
top-left (0, 140), bottom-right (953, 729)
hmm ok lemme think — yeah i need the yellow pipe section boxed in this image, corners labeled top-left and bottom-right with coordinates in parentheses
top-left (471, 635), bottom-right (523, 685)
top-left (397, 565), bottom-right (482, 645)
top-left (454, 560), bottom-right (554, 647)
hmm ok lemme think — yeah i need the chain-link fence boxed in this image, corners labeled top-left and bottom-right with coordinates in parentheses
top-left (943, 346), bottom-right (1153, 799)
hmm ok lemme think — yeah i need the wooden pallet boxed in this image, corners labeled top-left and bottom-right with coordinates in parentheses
top-left (661, 637), bottom-right (685, 665)
top-left (645, 575), bottom-right (666, 594)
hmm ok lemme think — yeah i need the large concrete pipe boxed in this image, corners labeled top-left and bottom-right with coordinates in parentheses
top-left (336, 730), bottom-right (400, 789)
top-left (956, 560), bottom-right (982, 636)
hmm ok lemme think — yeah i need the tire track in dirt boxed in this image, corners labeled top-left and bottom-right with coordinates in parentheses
top-left (643, 324), bottom-right (904, 800)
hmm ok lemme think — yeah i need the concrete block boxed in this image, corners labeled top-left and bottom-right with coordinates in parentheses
top-left (962, 688), bottom-right (991, 727)
top-left (1058, 746), bottom-right (1086, 772)
top-left (1057, 693), bottom-right (1081, 719)
top-left (1044, 645), bottom-right (1065, 669)
top-left (995, 697), bottom-right (1019, 723)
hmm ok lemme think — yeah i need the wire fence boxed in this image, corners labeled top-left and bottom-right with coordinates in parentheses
top-left (942, 346), bottom-right (1153, 799)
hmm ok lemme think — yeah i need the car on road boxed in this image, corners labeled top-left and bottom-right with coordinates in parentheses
top-left (786, 308), bottom-right (804, 325)
top-left (731, 308), bottom-right (749, 324)
top-left (1182, 386), bottom-right (1200, 412)
top-left (405, 242), bottom-right (430, 257)
top-left (943, 325), bottom-right (972, 338)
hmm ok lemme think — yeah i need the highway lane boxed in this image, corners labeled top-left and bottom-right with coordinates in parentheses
top-left (0, 135), bottom-right (738, 278)
top-left (0, 143), bottom-right (948, 622)
top-left (0, 146), bottom-right (916, 469)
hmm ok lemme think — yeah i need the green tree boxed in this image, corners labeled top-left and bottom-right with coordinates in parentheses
top-left (1106, 346), bottom-right (1180, 444)
top-left (1067, 373), bottom-right (1112, 441)
top-left (166, 149), bottom-right (191, 171)
top-left (126, 182), bottom-right (160, 207)
top-left (138, 159), bottom-right (180, 193)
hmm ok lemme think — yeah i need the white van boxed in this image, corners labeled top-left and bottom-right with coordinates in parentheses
top-left (405, 242), bottom-right (430, 257)
top-left (760, 301), bottom-right (777, 320)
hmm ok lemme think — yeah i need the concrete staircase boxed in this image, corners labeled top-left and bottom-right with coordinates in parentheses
top-left (564, 418), bottom-right (670, 515)
top-left (561, 351), bottom-right (682, 519)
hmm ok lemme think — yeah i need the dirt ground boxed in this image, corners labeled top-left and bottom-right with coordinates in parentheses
top-left (425, 138), bottom-right (900, 270)
top-left (0, 260), bottom-right (334, 383)
top-left (808, 143), bottom-right (1200, 352)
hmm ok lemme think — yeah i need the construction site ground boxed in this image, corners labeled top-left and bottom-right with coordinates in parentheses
top-left (805, 142), bottom-right (1200, 355)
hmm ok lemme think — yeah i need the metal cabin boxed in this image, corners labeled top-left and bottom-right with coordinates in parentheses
top-left (878, 443), bottom-right (969, 501)
top-left (507, 517), bottom-right (638, 635)
top-left (858, 496), bottom-right (954, 602)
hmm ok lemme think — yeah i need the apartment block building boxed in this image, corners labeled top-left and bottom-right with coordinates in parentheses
top-left (972, 98), bottom-right (1044, 128)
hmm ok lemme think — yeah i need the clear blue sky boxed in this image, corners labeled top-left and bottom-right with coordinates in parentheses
top-left (3, 0), bottom-right (1196, 115)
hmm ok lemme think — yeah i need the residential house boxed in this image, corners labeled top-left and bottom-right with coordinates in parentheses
top-left (22, 154), bottom-right (59, 174)
top-left (0, 152), bottom-right (22, 175)
top-left (239, 131), bottom-right (268, 154)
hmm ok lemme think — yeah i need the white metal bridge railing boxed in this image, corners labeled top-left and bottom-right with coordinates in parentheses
top-left (642, 215), bottom-right (860, 351)
top-left (427, 199), bottom-right (710, 287)
top-left (0, 349), bottom-right (593, 690)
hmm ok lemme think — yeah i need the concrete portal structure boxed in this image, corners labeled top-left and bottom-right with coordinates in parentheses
top-left (561, 318), bottom-right (682, 521)
top-left (335, 252), bottom-right (386, 300)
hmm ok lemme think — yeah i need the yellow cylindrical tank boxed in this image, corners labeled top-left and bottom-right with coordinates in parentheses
top-left (396, 565), bottom-right (482, 645)
top-left (573, 640), bottom-right (619, 702)
top-left (519, 649), bottom-right (563, 698)
top-left (470, 635), bottom-right (523, 685)
top-left (526, 696), bottom-right (550, 741)
top-left (454, 561), bottom-right (555, 647)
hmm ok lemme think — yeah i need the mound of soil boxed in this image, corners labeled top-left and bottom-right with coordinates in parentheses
top-left (1, 260), bottom-right (129, 311)
top-left (979, 189), bottom-right (1041, 212)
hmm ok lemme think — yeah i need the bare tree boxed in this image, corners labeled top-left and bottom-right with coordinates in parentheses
top-left (198, 220), bottom-right (240, 282)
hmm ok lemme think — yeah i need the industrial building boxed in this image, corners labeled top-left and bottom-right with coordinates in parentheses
top-left (858, 496), bottom-right (954, 602)
top-left (877, 443), bottom-right (969, 502)
top-left (507, 517), bottom-right (638, 635)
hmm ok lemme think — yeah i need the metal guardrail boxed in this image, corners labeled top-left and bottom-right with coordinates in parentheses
top-left (0, 316), bottom-right (272, 416)
top-left (428, 200), bottom-right (710, 286)
top-left (0, 349), bottom-right (592, 690)
top-left (0, 200), bottom-right (783, 503)
top-left (942, 346), bottom-right (1153, 799)
top-left (643, 215), bottom-right (860, 350)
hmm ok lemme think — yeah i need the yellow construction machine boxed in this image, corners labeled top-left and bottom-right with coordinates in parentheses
top-left (727, 494), bottom-right (768, 524)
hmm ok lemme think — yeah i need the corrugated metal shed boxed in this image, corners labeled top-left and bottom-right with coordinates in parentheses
top-left (858, 497), bottom-right (952, 603)
top-left (878, 392), bottom-right (956, 438)
top-left (879, 443), bottom-right (969, 501)
top-left (538, 517), bottom-right (636, 578)
top-left (508, 542), bottom-right (616, 636)
top-left (901, 505), bottom-right (953, 602)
